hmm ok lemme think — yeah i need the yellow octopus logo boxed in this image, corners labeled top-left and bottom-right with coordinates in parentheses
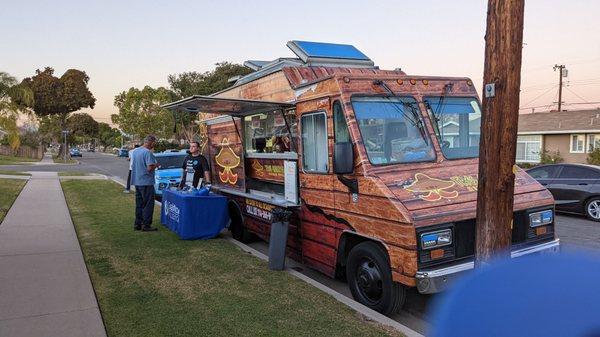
top-left (251, 159), bottom-right (264, 177)
top-left (215, 137), bottom-right (240, 185)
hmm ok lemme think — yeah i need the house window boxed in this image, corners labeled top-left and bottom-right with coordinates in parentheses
top-left (588, 134), bottom-right (600, 152)
top-left (570, 134), bottom-right (585, 153)
top-left (516, 135), bottom-right (542, 163)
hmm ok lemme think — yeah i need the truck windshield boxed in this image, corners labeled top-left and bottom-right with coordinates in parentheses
top-left (352, 97), bottom-right (435, 165)
top-left (425, 96), bottom-right (482, 159)
top-left (156, 155), bottom-right (186, 169)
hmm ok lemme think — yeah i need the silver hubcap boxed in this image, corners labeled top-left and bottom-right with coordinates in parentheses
top-left (588, 201), bottom-right (600, 219)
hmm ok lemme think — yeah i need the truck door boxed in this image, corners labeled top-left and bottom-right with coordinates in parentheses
top-left (298, 106), bottom-right (337, 276)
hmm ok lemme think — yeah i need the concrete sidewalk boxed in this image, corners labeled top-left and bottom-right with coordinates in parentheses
top-left (0, 172), bottom-right (106, 337)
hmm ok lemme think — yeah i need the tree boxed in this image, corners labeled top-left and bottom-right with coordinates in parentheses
top-left (0, 72), bottom-right (34, 153)
top-left (67, 113), bottom-right (99, 142)
top-left (167, 62), bottom-right (252, 142)
top-left (19, 67), bottom-right (95, 154)
top-left (112, 86), bottom-right (175, 141)
top-left (97, 122), bottom-right (121, 151)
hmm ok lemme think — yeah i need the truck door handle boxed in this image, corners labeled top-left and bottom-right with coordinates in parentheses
top-left (541, 183), bottom-right (547, 186)
top-left (579, 183), bottom-right (588, 185)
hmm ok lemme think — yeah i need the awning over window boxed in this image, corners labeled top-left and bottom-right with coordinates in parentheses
top-left (162, 95), bottom-right (294, 117)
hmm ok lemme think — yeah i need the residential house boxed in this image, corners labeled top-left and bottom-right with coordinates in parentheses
top-left (517, 108), bottom-right (600, 164)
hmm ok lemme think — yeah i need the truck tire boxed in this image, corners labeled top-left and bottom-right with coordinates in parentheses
top-left (229, 203), bottom-right (253, 243)
top-left (346, 242), bottom-right (406, 315)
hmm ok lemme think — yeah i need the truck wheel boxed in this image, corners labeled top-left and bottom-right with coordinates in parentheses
top-left (585, 197), bottom-right (600, 221)
top-left (346, 242), bottom-right (406, 315)
top-left (229, 203), bottom-right (253, 243)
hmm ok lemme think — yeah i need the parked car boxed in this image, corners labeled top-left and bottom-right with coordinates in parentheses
top-left (69, 148), bottom-right (82, 157)
top-left (154, 151), bottom-right (187, 198)
top-left (117, 148), bottom-right (129, 157)
top-left (527, 163), bottom-right (600, 221)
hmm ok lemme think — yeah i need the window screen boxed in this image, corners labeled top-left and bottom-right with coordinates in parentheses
top-left (301, 112), bottom-right (328, 172)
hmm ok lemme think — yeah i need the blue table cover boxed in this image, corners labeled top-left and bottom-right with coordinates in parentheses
top-left (160, 189), bottom-right (229, 240)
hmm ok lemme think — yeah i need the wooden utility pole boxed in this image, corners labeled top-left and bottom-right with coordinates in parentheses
top-left (554, 64), bottom-right (566, 111)
top-left (475, 0), bottom-right (525, 265)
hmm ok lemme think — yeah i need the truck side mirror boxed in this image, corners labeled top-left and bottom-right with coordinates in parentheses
top-left (334, 142), bottom-right (354, 174)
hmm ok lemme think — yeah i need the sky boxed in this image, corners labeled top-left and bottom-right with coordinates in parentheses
top-left (1, 0), bottom-right (599, 125)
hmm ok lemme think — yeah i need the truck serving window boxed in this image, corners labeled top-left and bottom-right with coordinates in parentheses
top-left (351, 97), bottom-right (435, 165)
top-left (243, 109), bottom-right (297, 154)
top-left (424, 96), bottom-right (481, 159)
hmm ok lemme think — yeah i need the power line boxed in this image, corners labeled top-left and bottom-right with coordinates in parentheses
top-left (564, 86), bottom-right (590, 103)
top-left (521, 85), bottom-right (557, 107)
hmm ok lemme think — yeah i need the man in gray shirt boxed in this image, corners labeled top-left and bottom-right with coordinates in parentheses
top-left (131, 135), bottom-right (159, 231)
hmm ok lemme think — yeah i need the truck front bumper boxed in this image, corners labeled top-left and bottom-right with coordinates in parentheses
top-left (415, 238), bottom-right (560, 294)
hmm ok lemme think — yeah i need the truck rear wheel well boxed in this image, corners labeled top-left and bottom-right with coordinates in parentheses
top-left (336, 233), bottom-right (389, 278)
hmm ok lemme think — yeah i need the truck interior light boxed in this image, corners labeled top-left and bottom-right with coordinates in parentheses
top-left (422, 79), bottom-right (429, 85)
top-left (410, 79), bottom-right (417, 85)
top-left (397, 79), bottom-right (404, 85)
top-left (467, 80), bottom-right (473, 86)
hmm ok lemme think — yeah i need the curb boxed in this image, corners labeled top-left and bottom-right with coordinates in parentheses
top-left (107, 176), bottom-right (423, 336)
top-left (226, 238), bottom-right (425, 337)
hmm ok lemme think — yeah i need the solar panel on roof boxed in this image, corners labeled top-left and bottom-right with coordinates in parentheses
top-left (286, 40), bottom-right (373, 67)
top-left (291, 41), bottom-right (370, 60)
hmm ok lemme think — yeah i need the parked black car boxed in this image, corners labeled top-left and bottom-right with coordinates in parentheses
top-left (527, 163), bottom-right (600, 221)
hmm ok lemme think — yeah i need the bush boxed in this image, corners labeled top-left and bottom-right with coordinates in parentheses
top-left (517, 162), bottom-right (536, 169)
top-left (587, 148), bottom-right (600, 165)
top-left (540, 150), bottom-right (563, 164)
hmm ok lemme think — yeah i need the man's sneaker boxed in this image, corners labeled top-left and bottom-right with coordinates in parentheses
top-left (142, 226), bottom-right (158, 232)
top-left (134, 225), bottom-right (142, 231)
top-left (123, 190), bottom-right (130, 194)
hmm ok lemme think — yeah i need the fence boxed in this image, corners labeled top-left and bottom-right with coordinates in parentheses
top-left (0, 145), bottom-right (44, 159)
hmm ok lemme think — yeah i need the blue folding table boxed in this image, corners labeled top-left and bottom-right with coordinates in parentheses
top-left (160, 190), bottom-right (229, 240)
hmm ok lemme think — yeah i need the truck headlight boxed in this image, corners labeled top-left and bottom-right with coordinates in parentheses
top-left (158, 182), bottom-right (167, 190)
top-left (420, 229), bottom-right (452, 250)
top-left (529, 210), bottom-right (553, 227)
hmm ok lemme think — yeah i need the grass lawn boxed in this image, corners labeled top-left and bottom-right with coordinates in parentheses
top-left (62, 180), bottom-right (402, 337)
top-left (0, 179), bottom-right (27, 222)
top-left (0, 155), bottom-right (39, 165)
top-left (0, 170), bottom-right (31, 176)
top-left (53, 155), bottom-right (78, 164)
top-left (58, 171), bottom-right (90, 176)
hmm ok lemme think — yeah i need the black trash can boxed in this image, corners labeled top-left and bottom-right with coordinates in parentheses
top-left (268, 208), bottom-right (291, 271)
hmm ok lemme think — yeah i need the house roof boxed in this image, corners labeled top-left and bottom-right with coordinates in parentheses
top-left (518, 109), bottom-right (600, 134)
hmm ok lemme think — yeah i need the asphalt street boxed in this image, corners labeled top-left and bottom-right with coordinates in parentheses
top-left (6, 151), bottom-right (599, 335)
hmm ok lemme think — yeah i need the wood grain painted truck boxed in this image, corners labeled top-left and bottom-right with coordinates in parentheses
top-left (163, 41), bottom-right (560, 315)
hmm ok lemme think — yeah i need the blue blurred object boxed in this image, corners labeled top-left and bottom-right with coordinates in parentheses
top-left (160, 190), bottom-right (229, 240)
top-left (195, 187), bottom-right (210, 196)
top-left (430, 252), bottom-right (600, 337)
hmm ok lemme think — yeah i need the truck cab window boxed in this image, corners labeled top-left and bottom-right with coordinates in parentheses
top-left (333, 101), bottom-right (350, 143)
top-left (301, 112), bottom-right (329, 172)
top-left (424, 96), bottom-right (481, 159)
top-left (243, 110), bottom-right (296, 154)
top-left (352, 96), bottom-right (435, 165)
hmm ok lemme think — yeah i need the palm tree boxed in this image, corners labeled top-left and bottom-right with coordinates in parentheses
top-left (0, 72), bottom-right (34, 152)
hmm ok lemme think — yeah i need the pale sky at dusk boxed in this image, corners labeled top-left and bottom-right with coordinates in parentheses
top-left (2, 0), bottom-right (599, 125)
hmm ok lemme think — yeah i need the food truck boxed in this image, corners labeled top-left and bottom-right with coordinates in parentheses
top-left (163, 41), bottom-right (560, 315)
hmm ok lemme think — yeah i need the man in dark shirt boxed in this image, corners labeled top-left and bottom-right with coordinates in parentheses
top-left (180, 141), bottom-right (210, 188)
